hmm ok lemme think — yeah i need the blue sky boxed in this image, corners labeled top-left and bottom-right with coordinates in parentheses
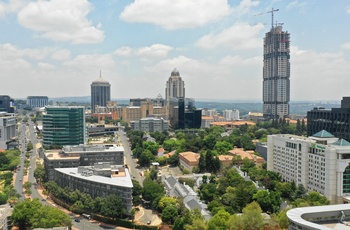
top-left (1, 0), bottom-right (350, 101)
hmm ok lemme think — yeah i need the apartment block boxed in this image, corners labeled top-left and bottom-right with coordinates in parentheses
top-left (267, 130), bottom-right (350, 204)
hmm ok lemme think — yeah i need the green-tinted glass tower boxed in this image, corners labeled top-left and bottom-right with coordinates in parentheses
top-left (43, 106), bottom-right (86, 147)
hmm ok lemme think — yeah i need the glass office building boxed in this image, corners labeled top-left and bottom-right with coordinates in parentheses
top-left (43, 106), bottom-right (86, 147)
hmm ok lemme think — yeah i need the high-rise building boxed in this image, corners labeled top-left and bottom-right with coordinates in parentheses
top-left (307, 97), bottom-right (350, 142)
top-left (43, 106), bottom-right (86, 147)
top-left (262, 23), bottom-right (290, 119)
top-left (165, 68), bottom-right (185, 101)
top-left (91, 73), bottom-right (111, 114)
top-left (27, 96), bottom-right (48, 108)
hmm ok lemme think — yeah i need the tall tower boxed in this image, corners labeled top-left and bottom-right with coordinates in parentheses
top-left (263, 22), bottom-right (290, 119)
top-left (165, 68), bottom-right (185, 101)
top-left (91, 72), bottom-right (111, 114)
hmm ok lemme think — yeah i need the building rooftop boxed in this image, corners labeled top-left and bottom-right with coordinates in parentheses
top-left (55, 166), bottom-right (133, 188)
top-left (210, 121), bottom-right (255, 126)
top-left (287, 204), bottom-right (350, 230)
top-left (179, 152), bottom-right (200, 163)
top-left (313, 130), bottom-right (335, 138)
top-left (228, 148), bottom-right (265, 163)
top-left (45, 150), bottom-right (80, 160)
top-left (62, 144), bottom-right (124, 153)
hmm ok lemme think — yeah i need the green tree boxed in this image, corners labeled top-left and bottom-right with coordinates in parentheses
top-left (274, 209), bottom-right (290, 229)
top-left (31, 205), bottom-right (72, 228)
top-left (161, 205), bottom-right (178, 224)
top-left (138, 150), bottom-right (154, 166)
top-left (199, 183), bottom-right (217, 202)
top-left (71, 200), bottom-right (84, 214)
top-left (11, 198), bottom-right (72, 229)
top-left (227, 214), bottom-right (244, 230)
top-left (305, 191), bottom-right (330, 206)
top-left (101, 194), bottom-right (126, 219)
top-left (242, 201), bottom-right (264, 230)
top-left (26, 142), bottom-right (33, 152)
top-left (208, 209), bottom-right (230, 230)
top-left (198, 152), bottom-right (206, 173)
top-left (132, 179), bottom-right (142, 196)
top-left (185, 218), bottom-right (207, 230)
top-left (143, 141), bottom-right (159, 155)
top-left (294, 184), bottom-right (307, 199)
top-left (214, 141), bottom-right (233, 155)
top-left (158, 196), bottom-right (177, 212)
top-left (142, 177), bottom-right (165, 201)
top-left (34, 164), bottom-right (47, 182)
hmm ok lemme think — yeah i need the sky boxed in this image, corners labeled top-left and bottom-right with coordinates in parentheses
top-left (1, 0), bottom-right (350, 102)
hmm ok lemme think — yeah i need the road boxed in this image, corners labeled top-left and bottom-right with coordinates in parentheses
top-left (117, 130), bottom-right (144, 185)
top-left (117, 131), bottom-right (161, 226)
top-left (14, 122), bottom-right (26, 201)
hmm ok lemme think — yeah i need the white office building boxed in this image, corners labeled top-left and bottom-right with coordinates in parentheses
top-left (130, 117), bottom-right (169, 132)
top-left (223, 109), bottom-right (240, 121)
top-left (0, 113), bottom-right (16, 150)
top-left (202, 109), bottom-right (217, 117)
top-left (267, 130), bottom-right (350, 204)
top-left (27, 96), bottom-right (48, 108)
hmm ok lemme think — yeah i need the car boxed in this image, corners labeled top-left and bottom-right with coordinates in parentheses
top-left (147, 220), bottom-right (151, 225)
top-left (74, 218), bottom-right (80, 222)
top-left (41, 199), bottom-right (46, 202)
top-left (19, 179), bottom-right (22, 181)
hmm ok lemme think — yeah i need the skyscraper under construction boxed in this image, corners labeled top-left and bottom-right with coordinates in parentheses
top-left (262, 20), bottom-right (290, 119)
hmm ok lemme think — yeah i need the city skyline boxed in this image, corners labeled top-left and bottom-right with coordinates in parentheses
top-left (1, 0), bottom-right (350, 101)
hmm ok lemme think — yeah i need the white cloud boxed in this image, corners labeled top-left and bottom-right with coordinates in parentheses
top-left (17, 0), bottom-right (104, 44)
top-left (51, 49), bottom-right (71, 61)
top-left (143, 55), bottom-right (262, 100)
top-left (341, 42), bottom-right (350, 50)
top-left (38, 62), bottom-right (55, 70)
top-left (232, 0), bottom-right (259, 16)
top-left (0, 0), bottom-right (27, 17)
top-left (287, 1), bottom-right (307, 10)
top-left (291, 46), bottom-right (350, 100)
top-left (115, 44), bottom-right (173, 60)
top-left (115, 46), bottom-right (133, 57)
top-left (196, 22), bottom-right (264, 50)
top-left (347, 6), bottom-right (350, 14)
top-left (0, 43), bottom-right (53, 60)
top-left (63, 54), bottom-right (116, 72)
top-left (137, 44), bottom-right (173, 59)
top-left (120, 0), bottom-right (231, 30)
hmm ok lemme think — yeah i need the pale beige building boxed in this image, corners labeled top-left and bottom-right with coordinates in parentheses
top-left (179, 151), bottom-right (200, 172)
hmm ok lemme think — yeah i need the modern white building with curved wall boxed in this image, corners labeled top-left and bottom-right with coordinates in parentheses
top-left (267, 130), bottom-right (350, 204)
top-left (287, 204), bottom-right (350, 230)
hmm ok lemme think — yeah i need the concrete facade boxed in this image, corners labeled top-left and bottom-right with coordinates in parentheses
top-left (44, 144), bottom-right (124, 180)
top-left (0, 112), bottom-right (16, 150)
top-left (267, 131), bottom-right (350, 204)
top-left (130, 117), bottom-right (169, 132)
top-left (54, 162), bottom-right (133, 211)
top-left (263, 25), bottom-right (290, 119)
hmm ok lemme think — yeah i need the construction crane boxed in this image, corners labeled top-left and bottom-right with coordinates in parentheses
top-left (254, 8), bottom-right (279, 29)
